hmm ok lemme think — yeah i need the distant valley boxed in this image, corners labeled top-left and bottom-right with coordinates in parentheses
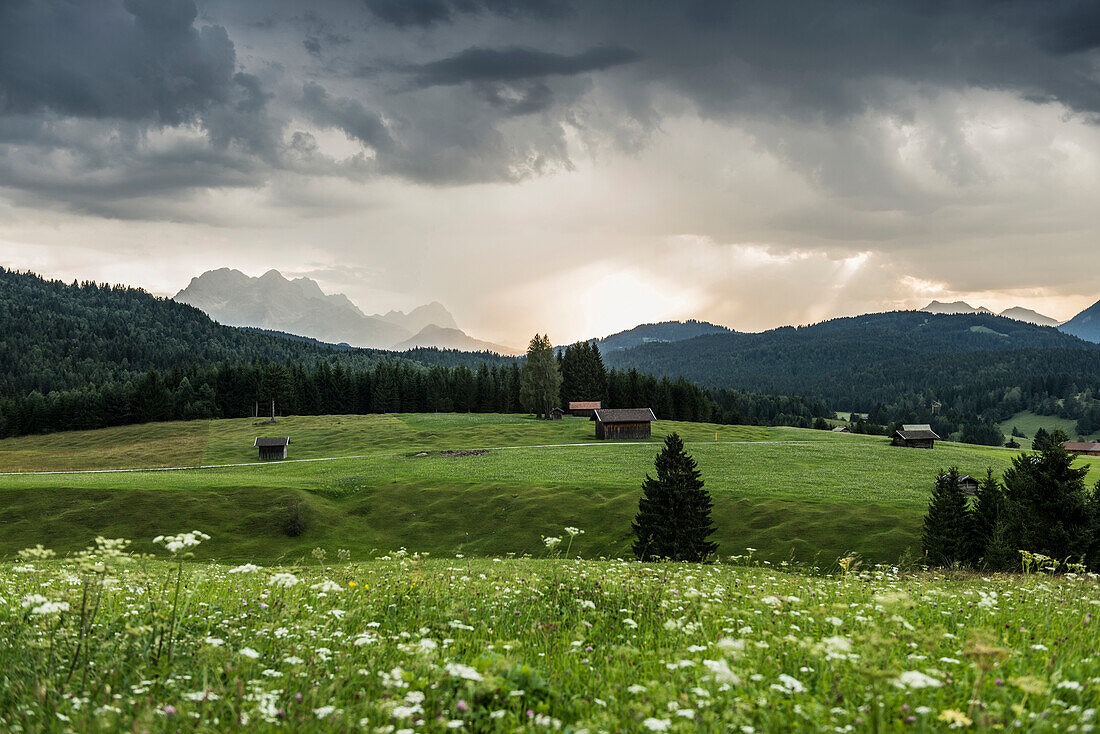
top-left (174, 268), bottom-right (520, 354)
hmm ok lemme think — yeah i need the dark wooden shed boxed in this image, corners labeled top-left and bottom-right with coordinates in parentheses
top-left (255, 436), bottom-right (290, 460)
top-left (891, 424), bottom-right (940, 449)
top-left (550, 407), bottom-right (565, 420)
top-left (958, 475), bottom-right (979, 496)
top-left (1063, 441), bottom-right (1100, 456)
top-left (593, 408), bottom-right (656, 440)
top-left (569, 401), bottom-right (601, 419)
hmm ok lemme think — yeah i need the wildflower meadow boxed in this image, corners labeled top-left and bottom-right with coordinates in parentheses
top-left (3, 533), bottom-right (1100, 732)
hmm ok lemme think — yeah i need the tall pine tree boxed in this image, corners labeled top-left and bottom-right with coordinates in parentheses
top-left (921, 467), bottom-right (971, 567)
top-left (520, 334), bottom-right (562, 419)
top-left (632, 433), bottom-right (718, 562)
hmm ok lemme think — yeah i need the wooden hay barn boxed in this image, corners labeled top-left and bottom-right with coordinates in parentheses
top-left (593, 408), bottom-right (656, 440)
top-left (550, 407), bottom-right (565, 420)
top-left (1063, 441), bottom-right (1100, 456)
top-left (959, 475), bottom-right (979, 496)
top-left (255, 436), bottom-right (290, 460)
top-left (891, 424), bottom-right (940, 449)
top-left (569, 401), bottom-right (602, 418)
top-left (832, 425), bottom-right (851, 433)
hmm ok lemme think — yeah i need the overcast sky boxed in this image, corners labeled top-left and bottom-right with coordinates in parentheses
top-left (2, 0), bottom-right (1100, 346)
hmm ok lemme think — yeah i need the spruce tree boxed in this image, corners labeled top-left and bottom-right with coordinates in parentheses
top-left (967, 468), bottom-right (1003, 567)
top-left (1031, 427), bottom-right (1051, 452)
top-left (632, 433), bottom-right (718, 562)
top-left (1001, 442), bottom-right (1091, 562)
top-left (921, 467), bottom-right (971, 567)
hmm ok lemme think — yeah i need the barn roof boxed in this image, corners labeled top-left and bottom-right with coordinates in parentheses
top-left (958, 474), bottom-right (978, 484)
top-left (1063, 441), bottom-right (1100, 452)
top-left (832, 426), bottom-right (851, 432)
top-left (593, 408), bottom-right (656, 423)
top-left (893, 425), bottom-right (940, 440)
top-left (254, 437), bottom-right (290, 447)
top-left (568, 401), bottom-right (601, 410)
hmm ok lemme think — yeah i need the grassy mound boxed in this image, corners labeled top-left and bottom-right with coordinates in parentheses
top-left (3, 413), bottom-right (1084, 563)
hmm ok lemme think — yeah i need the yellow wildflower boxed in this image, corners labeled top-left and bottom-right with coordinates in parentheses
top-left (937, 709), bottom-right (972, 727)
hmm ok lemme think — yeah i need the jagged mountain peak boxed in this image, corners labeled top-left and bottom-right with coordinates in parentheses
top-left (174, 268), bottom-right (476, 351)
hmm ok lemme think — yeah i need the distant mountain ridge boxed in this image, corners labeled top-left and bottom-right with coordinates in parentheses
top-left (393, 325), bottom-right (520, 355)
top-left (375, 302), bottom-right (458, 335)
top-left (586, 320), bottom-right (733, 352)
top-left (603, 309), bottom-right (1100, 410)
top-left (922, 300), bottom-right (1059, 326)
top-left (175, 269), bottom-right (516, 354)
top-left (1059, 298), bottom-right (1100, 343)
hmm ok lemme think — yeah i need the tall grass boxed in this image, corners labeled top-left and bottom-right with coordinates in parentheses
top-left (3, 533), bottom-right (1099, 731)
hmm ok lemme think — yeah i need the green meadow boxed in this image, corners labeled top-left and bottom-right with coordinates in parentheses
top-left (2, 414), bottom-right (1085, 564)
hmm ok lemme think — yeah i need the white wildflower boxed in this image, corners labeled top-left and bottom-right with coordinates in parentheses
top-left (893, 671), bottom-right (944, 689)
top-left (444, 662), bottom-right (483, 681)
top-left (268, 572), bottom-right (299, 588)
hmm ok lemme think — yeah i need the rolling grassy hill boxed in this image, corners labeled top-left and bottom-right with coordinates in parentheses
top-left (2, 414), bottom-right (1077, 565)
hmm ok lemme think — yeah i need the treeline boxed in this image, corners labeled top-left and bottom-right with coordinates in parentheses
top-left (0, 354), bottom-right (832, 438)
top-left (922, 442), bottom-right (1100, 571)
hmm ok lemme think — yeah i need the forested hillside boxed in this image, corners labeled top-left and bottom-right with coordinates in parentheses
top-left (0, 268), bottom-right (403, 396)
top-left (0, 268), bottom-right (828, 438)
top-left (607, 311), bottom-right (1100, 443)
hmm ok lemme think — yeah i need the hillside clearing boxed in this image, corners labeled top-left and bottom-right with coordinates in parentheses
top-left (996, 410), bottom-right (1100, 448)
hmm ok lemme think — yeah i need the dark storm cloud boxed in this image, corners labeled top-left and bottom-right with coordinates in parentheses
top-left (0, 0), bottom-right (236, 124)
top-left (300, 82), bottom-right (395, 154)
top-left (363, 0), bottom-right (571, 28)
top-left (405, 46), bottom-right (640, 88)
top-left (3, 0), bottom-right (1100, 218)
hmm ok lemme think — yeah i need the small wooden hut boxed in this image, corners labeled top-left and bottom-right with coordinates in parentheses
top-left (568, 401), bottom-right (602, 419)
top-left (1062, 441), bottom-right (1100, 456)
top-left (550, 407), bottom-right (565, 421)
top-left (832, 425), bottom-right (851, 433)
top-left (255, 436), bottom-right (290, 460)
top-left (958, 474), bottom-right (980, 496)
top-left (593, 408), bottom-right (656, 440)
top-left (891, 424), bottom-right (940, 449)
